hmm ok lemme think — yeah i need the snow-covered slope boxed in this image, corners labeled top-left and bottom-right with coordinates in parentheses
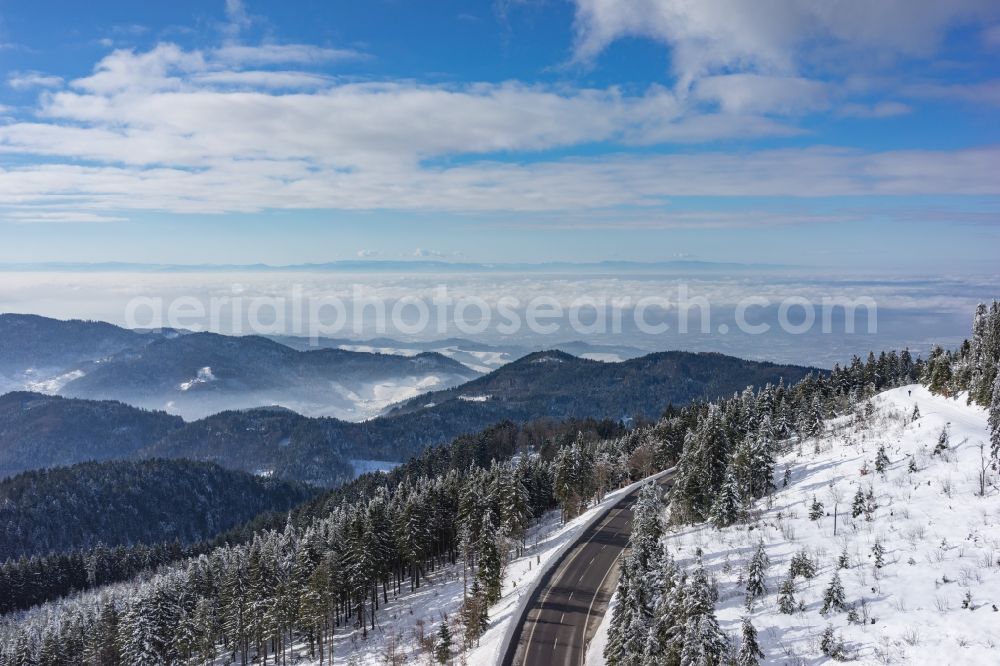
top-left (590, 385), bottom-right (998, 665)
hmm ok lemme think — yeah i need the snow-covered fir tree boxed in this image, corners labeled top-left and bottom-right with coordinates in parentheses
top-left (708, 472), bottom-right (741, 529)
top-left (990, 363), bottom-right (1000, 463)
top-left (789, 550), bottom-right (816, 579)
top-left (743, 541), bottom-right (769, 607)
top-left (677, 560), bottom-right (728, 666)
top-left (777, 575), bottom-right (796, 614)
top-left (808, 495), bottom-right (824, 521)
top-left (821, 572), bottom-right (847, 614)
top-left (735, 616), bottom-right (764, 666)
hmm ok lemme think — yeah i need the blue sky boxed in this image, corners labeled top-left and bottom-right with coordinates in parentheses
top-left (0, 0), bottom-right (998, 270)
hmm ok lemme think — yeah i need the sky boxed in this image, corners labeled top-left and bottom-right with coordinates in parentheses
top-left (0, 0), bottom-right (999, 270)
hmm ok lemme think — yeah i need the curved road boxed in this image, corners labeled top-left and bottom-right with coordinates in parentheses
top-left (502, 472), bottom-right (674, 666)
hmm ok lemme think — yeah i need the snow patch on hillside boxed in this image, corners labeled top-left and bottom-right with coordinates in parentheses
top-left (329, 374), bottom-right (451, 420)
top-left (178, 366), bottom-right (215, 391)
top-left (24, 368), bottom-right (86, 393)
top-left (533, 354), bottom-right (565, 363)
top-left (592, 385), bottom-right (999, 666)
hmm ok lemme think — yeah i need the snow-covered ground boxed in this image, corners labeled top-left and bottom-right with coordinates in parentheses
top-left (589, 385), bottom-right (999, 665)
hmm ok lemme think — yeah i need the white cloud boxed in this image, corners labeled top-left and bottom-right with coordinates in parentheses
top-left (224, 0), bottom-right (253, 38)
top-left (0, 146), bottom-right (998, 218)
top-left (2, 211), bottom-right (128, 224)
top-left (8, 71), bottom-right (64, 90)
top-left (571, 0), bottom-right (999, 84)
top-left (692, 74), bottom-right (831, 115)
top-left (71, 44), bottom-right (206, 94)
top-left (356, 250), bottom-right (381, 258)
top-left (1, 48), bottom-right (794, 172)
top-left (411, 248), bottom-right (455, 258)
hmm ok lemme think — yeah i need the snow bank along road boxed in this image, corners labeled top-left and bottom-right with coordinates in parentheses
top-left (502, 471), bottom-right (675, 666)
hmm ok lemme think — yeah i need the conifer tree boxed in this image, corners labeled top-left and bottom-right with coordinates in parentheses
top-left (934, 426), bottom-right (950, 455)
top-left (874, 445), bottom-right (889, 474)
top-left (925, 347), bottom-right (953, 396)
top-left (969, 303), bottom-right (1000, 406)
top-left (735, 616), bottom-right (764, 666)
top-left (864, 487), bottom-right (877, 520)
top-left (808, 496), bottom-right (824, 521)
top-left (644, 554), bottom-right (684, 666)
top-left (821, 573), bottom-right (847, 614)
top-left (989, 364), bottom-right (1000, 464)
top-left (476, 512), bottom-right (503, 605)
top-left (872, 540), bottom-right (885, 569)
top-left (851, 487), bottom-right (865, 519)
top-left (120, 596), bottom-right (164, 665)
top-left (679, 614), bottom-right (728, 666)
top-left (631, 482), bottom-right (665, 574)
top-left (777, 576), bottom-right (796, 614)
top-left (744, 541), bottom-right (769, 607)
top-left (604, 558), bottom-right (634, 666)
top-left (673, 406), bottom-right (732, 521)
top-left (775, 399), bottom-right (792, 439)
top-left (820, 625), bottom-right (846, 659)
top-left (789, 550), bottom-right (816, 579)
top-left (678, 560), bottom-right (727, 666)
top-left (807, 397), bottom-right (825, 438)
top-left (709, 472), bottom-right (741, 529)
top-left (434, 621), bottom-right (452, 664)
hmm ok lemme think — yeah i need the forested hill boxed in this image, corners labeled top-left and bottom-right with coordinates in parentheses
top-left (0, 350), bottom-right (819, 484)
top-left (0, 392), bottom-right (184, 478)
top-left (0, 458), bottom-right (316, 561)
top-left (0, 313), bottom-right (165, 376)
top-left (389, 349), bottom-right (820, 422)
top-left (58, 331), bottom-right (478, 420)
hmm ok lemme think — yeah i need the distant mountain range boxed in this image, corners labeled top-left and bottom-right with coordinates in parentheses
top-left (0, 314), bottom-right (478, 420)
top-left (0, 259), bottom-right (793, 273)
top-left (0, 341), bottom-right (818, 485)
top-left (268, 334), bottom-right (650, 373)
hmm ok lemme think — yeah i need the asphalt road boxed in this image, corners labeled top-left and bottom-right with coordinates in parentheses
top-left (502, 472), bottom-right (674, 666)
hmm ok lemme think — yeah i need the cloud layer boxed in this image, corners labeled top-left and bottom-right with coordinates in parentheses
top-left (0, 4), bottom-right (999, 226)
